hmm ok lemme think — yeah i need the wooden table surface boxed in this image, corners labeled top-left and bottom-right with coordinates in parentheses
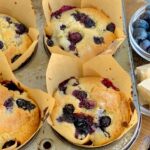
top-left (125, 0), bottom-right (150, 149)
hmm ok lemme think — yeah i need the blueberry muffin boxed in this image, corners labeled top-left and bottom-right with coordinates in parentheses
top-left (46, 6), bottom-right (117, 60)
top-left (51, 77), bottom-right (133, 147)
top-left (0, 14), bottom-right (32, 68)
top-left (0, 80), bottom-right (40, 149)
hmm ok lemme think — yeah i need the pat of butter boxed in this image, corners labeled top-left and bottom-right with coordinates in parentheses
top-left (136, 64), bottom-right (150, 82)
top-left (138, 78), bottom-right (150, 105)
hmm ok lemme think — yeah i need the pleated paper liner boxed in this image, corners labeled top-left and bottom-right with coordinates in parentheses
top-left (46, 53), bottom-right (138, 148)
top-left (0, 0), bottom-right (39, 71)
top-left (42, 0), bottom-right (126, 61)
top-left (0, 51), bottom-right (55, 150)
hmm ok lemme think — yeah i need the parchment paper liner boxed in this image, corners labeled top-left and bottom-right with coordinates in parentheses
top-left (46, 53), bottom-right (137, 148)
top-left (0, 51), bottom-right (55, 150)
top-left (43, 0), bottom-right (126, 61)
top-left (0, 0), bottom-right (39, 71)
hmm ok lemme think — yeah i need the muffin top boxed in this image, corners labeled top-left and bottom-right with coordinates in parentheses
top-left (0, 14), bottom-right (32, 65)
top-left (51, 77), bottom-right (132, 147)
top-left (46, 6), bottom-right (117, 60)
top-left (0, 80), bottom-right (40, 149)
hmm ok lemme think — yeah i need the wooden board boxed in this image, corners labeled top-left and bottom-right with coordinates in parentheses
top-left (125, 0), bottom-right (150, 149)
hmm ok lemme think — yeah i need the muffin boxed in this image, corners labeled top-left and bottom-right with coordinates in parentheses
top-left (0, 80), bottom-right (40, 149)
top-left (50, 76), bottom-right (133, 147)
top-left (0, 14), bottom-right (32, 69)
top-left (45, 6), bottom-right (118, 60)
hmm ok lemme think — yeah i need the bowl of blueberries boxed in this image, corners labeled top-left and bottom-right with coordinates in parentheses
top-left (129, 4), bottom-right (150, 61)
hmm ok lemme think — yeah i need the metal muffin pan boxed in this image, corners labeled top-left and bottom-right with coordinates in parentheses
top-left (13, 0), bottom-right (141, 149)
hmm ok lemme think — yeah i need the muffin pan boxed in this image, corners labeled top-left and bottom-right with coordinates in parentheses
top-left (0, 0), bottom-right (141, 149)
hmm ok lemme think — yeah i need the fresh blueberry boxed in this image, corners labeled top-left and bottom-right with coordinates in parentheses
top-left (1, 81), bottom-right (23, 93)
top-left (15, 23), bottom-right (28, 34)
top-left (3, 97), bottom-right (14, 110)
top-left (140, 11), bottom-right (150, 21)
top-left (11, 54), bottom-right (22, 63)
top-left (99, 116), bottom-right (111, 128)
top-left (133, 19), bottom-right (149, 30)
top-left (16, 99), bottom-right (36, 111)
top-left (146, 5), bottom-right (150, 11)
top-left (60, 24), bottom-right (66, 30)
top-left (93, 36), bottom-right (104, 44)
top-left (146, 47), bottom-right (150, 53)
top-left (147, 32), bottom-right (150, 40)
top-left (72, 90), bottom-right (87, 101)
top-left (133, 28), bottom-right (148, 40)
top-left (2, 140), bottom-right (16, 149)
top-left (68, 32), bottom-right (82, 44)
top-left (106, 23), bottom-right (116, 33)
top-left (140, 39), bottom-right (150, 50)
top-left (0, 41), bottom-right (4, 49)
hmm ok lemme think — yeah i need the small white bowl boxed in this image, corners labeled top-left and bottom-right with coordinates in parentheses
top-left (129, 4), bottom-right (150, 61)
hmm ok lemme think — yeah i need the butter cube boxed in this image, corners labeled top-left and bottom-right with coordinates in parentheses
top-left (138, 78), bottom-right (150, 105)
top-left (136, 64), bottom-right (150, 82)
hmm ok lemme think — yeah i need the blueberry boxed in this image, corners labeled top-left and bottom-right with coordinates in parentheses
top-left (74, 113), bottom-right (94, 135)
top-left (63, 104), bottom-right (75, 115)
top-left (99, 116), bottom-right (111, 128)
top-left (133, 28), bottom-right (148, 40)
top-left (1, 81), bottom-right (23, 93)
top-left (16, 99), bottom-right (36, 111)
top-left (133, 19), bottom-right (149, 30)
top-left (147, 32), bottom-right (150, 40)
top-left (93, 36), bottom-right (104, 44)
top-left (58, 77), bottom-right (79, 94)
top-left (106, 23), bottom-right (116, 33)
top-left (72, 90), bottom-right (87, 101)
top-left (5, 17), bottom-right (12, 24)
top-left (140, 11), bottom-right (150, 21)
top-left (60, 24), bottom-right (66, 30)
top-left (69, 43), bottom-right (76, 50)
top-left (15, 23), bottom-right (28, 34)
top-left (3, 97), bottom-right (14, 109)
top-left (79, 100), bottom-right (96, 109)
top-left (51, 5), bottom-right (76, 18)
top-left (146, 5), bottom-right (150, 11)
top-left (72, 12), bottom-right (95, 28)
top-left (140, 39), bottom-right (150, 50)
top-left (147, 47), bottom-right (150, 53)
top-left (2, 140), bottom-right (16, 149)
top-left (0, 40), bottom-right (4, 49)
top-left (62, 104), bottom-right (75, 123)
top-left (84, 18), bottom-right (95, 28)
top-left (68, 32), bottom-right (82, 44)
top-left (11, 54), bottom-right (22, 63)
top-left (47, 38), bottom-right (54, 47)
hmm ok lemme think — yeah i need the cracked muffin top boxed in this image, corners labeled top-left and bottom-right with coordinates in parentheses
top-left (0, 14), bottom-right (32, 66)
top-left (51, 77), bottom-right (133, 147)
top-left (0, 80), bottom-right (40, 149)
top-left (46, 6), bottom-right (117, 60)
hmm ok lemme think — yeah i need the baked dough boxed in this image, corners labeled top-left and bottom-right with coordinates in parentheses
top-left (0, 14), bottom-right (32, 66)
top-left (51, 77), bottom-right (132, 147)
top-left (46, 7), bottom-right (117, 60)
top-left (0, 80), bottom-right (40, 149)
